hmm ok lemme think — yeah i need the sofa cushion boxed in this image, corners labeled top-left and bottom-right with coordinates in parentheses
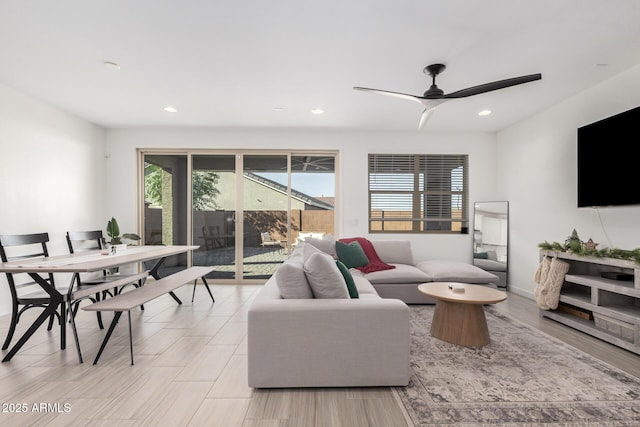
top-left (352, 275), bottom-right (379, 296)
top-left (336, 260), bottom-right (358, 298)
top-left (362, 263), bottom-right (431, 284)
top-left (305, 234), bottom-right (337, 257)
top-left (370, 240), bottom-right (414, 265)
top-left (275, 261), bottom-right (314, 299)
top-left (416, 260), bottom-right (498, 284)
top-left (335, 241), bottom-right (369, 269)
top-left (303, 245), bottom-right (349, 298)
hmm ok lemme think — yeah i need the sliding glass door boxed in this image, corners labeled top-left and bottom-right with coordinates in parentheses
top-left (242, 154), bottom-right (289, 279)
top-left (140, 150), bottom-right (336, 283)
top-left (191, 154), bottom-right (237, 279)
top-left (142, 154), bottom-right (189, 276)
top-left (290, 155), bottom-right (336, 246)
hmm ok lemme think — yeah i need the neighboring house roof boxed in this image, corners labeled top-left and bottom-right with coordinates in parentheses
top-left (244, 173), bottom-right (334, 210)
top-left (315, 197), bottom-right (335, 207)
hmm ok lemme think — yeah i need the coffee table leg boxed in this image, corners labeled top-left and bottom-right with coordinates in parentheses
top-left (430, 300), bottom-right (491, 347)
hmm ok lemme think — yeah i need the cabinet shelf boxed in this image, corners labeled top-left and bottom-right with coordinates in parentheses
top-left (558, 293), bottom-right (591, 310)
top-left (566, 274), bottom-right (639, 296)
top-left (539, 251), bottom-right (640, 355)
top-left (542, 310), bottom-right (638, 353)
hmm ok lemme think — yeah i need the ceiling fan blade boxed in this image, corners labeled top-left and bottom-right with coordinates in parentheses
top-left (418, 108), bottom-right (436, 128)
top-left (417, 99), bottom-right (446, 128)
top-left (353, 87), bottom-right (425, 104)
top-left (443, 73), bottom-right (542, 99)
top-left (418, 99), bottom-right (446, 129)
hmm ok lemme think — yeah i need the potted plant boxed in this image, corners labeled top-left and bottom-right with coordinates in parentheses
top-left (106, 217), bottom-right (140, 253)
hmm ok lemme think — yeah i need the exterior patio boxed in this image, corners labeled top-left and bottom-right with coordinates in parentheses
top-left (193, 245), bottom-right (289, 280)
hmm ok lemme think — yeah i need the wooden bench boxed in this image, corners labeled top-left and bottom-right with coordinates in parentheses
top-left (82, 266), bottom-right (215, 365)
top-left (69, 271), bottom-right (149, 363)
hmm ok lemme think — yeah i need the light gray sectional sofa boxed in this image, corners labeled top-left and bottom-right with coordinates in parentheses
top-left (247, 238), bottom-right (498, 389)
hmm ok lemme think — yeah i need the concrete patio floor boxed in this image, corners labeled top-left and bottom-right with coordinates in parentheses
top-left (193, 245), bottom-right (289, 280)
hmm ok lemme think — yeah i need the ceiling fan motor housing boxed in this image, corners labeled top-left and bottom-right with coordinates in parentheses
top-left (423, 85), bottom-right (444, 98)
top-left (423, 63), bottom-right (446, 98)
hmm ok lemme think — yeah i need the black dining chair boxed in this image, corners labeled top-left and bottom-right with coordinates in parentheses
top-left (0, 233), bottom-right (66, 350)
top-left (66, 230), bottom-right (145, 325)
top-left (66, 230), bottom-right (115, 329)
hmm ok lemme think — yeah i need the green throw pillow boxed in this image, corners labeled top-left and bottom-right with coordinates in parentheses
top-left (335, 241), bottom-right (369, 269)
top-left (335, 260), bottom-right (359, 298)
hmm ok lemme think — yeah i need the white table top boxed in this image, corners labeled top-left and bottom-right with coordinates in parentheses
top-left (0, 245), bottom-right (198, 273)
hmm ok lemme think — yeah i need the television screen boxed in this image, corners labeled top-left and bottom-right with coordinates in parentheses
top-left (577, 105), bottom-right (640, 208)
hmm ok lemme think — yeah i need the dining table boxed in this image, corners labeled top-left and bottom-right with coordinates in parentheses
top-left (0, 245), bottom-right (199, 362)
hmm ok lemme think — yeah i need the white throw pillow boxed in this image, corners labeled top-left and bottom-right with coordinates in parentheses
top-left (305, 234), bottom-right (337, 258)
top-left (275, 261), bottom-right (314, 299)
top-left (303, 247), bottom-right (349, 299)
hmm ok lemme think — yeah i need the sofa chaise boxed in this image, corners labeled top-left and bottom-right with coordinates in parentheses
top-left (352, 239), bottom-right (499, 303)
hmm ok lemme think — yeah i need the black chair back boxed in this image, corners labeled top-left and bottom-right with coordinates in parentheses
top-left (0, 232), bottom-right (57, 350)
top-left (66, 230), bottom-right (104, 253)
top-left (0, 232), bottom-right (50, 260)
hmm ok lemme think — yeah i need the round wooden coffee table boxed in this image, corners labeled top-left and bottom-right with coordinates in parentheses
top-left (418, 282), bottom-right (507, 347)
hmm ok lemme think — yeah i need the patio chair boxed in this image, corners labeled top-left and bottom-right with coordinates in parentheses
top-left (294, 231), bottom-right (326, 246)
top-left (202, 225), bottom-right (222, 250)
top-left (260, 232), bottom-right (282, 252)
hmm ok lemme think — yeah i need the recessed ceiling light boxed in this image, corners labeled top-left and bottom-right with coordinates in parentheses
top-left (274, 107), bottom-right (285, 112)
top-left (478, 109), bottom-right (492, 116)
top-left (164, 106), bottom-right (178, 113)
top-left (311, 108), bottom-right (324, 115)
top-left (103, 61), bottom-right (121, 70)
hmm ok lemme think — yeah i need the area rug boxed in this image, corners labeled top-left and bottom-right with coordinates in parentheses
top-left (394, 305), bottom-right (640, 426)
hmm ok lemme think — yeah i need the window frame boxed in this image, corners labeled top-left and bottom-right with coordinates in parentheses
top-left (368, 153), bottom-right (469, 234)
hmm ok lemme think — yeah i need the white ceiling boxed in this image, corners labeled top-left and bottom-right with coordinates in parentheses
top-left (1, 1), bottom-right (639, 132)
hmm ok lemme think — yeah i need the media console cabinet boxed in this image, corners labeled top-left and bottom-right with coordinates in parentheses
top-left (540, 250), bottom-right (640, 355)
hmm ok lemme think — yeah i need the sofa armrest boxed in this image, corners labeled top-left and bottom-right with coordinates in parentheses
top-left (247, 298), bottom-right (410, 388)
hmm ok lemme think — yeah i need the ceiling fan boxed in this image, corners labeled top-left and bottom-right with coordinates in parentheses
top-left (280, 156), bottom-right (334, 171)
top-left (354, 64), bottom-right (541, 128)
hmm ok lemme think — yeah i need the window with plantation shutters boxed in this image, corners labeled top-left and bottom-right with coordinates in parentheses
top-left (368, 154), bottom-right (469, 234)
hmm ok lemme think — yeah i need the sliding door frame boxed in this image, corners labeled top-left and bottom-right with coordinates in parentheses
top-left (137, 148), bottom-right (338, 283)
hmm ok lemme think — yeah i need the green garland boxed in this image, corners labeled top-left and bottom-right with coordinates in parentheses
top-left (538, 229), bottom-right (640, 263)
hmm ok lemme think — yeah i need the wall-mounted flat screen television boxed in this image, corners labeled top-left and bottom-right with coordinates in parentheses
top-left (577, 105), bottom-right (640, 208)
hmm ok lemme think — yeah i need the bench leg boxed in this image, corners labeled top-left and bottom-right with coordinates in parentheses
top-left (202, 277), bottom-right (215, 303)
top-left (69, 309), bottom-right (83, 363)
top-left (149, 259), bottom-right (183, 305)
top-left (191, 277), bottom-right (215, 303)
top-left (127, 311), bottom-right (134, 365)
top-left (60, 301), bottom-right (66, 351)
top-left (93, 311), bottom-right (123, 365)
top-left (168, 291), bottom-right (182, 304)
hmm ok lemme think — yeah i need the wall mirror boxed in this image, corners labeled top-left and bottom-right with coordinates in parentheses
top-left (473, 201), bottom-right (508, 288)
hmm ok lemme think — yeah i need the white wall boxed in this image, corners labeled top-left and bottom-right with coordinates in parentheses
top-left (105, 128), bottom-right (498, 263)
top-left (0, 84), bottom-right (106, 315)
top-left (498, 64), bottom-right (640, 298)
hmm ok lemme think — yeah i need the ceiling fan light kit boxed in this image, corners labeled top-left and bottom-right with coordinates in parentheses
top-left (354, 63), bottom-right (542, 128)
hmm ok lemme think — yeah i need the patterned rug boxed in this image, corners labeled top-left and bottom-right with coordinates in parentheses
top-left (394, 305), bottom-right (640, 426)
